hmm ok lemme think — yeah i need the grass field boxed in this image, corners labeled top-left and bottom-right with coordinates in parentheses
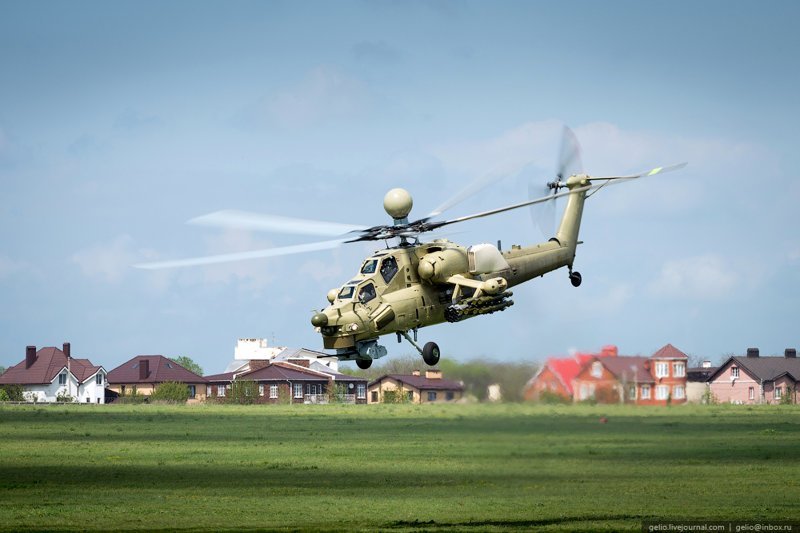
top-left (0, 403), bottom-right (799, 532)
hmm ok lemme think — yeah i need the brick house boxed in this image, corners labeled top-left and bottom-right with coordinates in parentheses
top-left (205, 360), bottom-right (368, 404)
top-left (106, 355), bottom-right (208, 403)
top-left (571, 344), bottom-right (689, 405)
top-left (368, 369), bottom-right (464, 404)
top-left (707, 348), bottom-right (799, 404)
top-left (0, 343), bottom-right (106, 403)
top-left (523, 345), bottom-right (618, 401)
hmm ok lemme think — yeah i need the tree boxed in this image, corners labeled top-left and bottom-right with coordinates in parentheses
top-left (150, 381), bottom-right (190, 403)
top-left (0, 366), bottom-right (6, 376)
top-left (227, 380), bottom-right (259, 405)
top-left (171, 356), bottom-right (203, 377)
top-left (0, 384), bottom-right (24, 401)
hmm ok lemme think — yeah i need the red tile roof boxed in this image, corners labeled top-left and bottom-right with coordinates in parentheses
top-left (106, 355), bottom-right (207, 384)
top-left (0, 347), bottom-right (102, 385)
top-left (596, 356), bottom-right (654, 383)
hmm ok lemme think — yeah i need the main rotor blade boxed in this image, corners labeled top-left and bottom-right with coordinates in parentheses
top-left (427, 166), bottom-right (517, 219)
top-left (188, 210), bottom-right (368, 237)
top-left (133, 238), bottom-right (347, 270)
top-left (589, 162), bottom-right (687, 181)
top-left (432, 162), bottom-right (687, 229)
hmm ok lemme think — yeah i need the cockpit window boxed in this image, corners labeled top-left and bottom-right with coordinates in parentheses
top-left (360, 259), bottom-right (378, 274)
top-left (338, 285), bottom-right (356, 299)
top-left (357, 283), bottom-right (376, 304)
top-left (380, 256), bottom-right (399, 283)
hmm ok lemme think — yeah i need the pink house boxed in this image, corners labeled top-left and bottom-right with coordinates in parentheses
top-left (707, 348), bottom-right (799, 404)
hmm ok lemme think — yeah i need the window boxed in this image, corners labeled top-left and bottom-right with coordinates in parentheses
top-left (673, 362), bottom-right (686, 378)
top-left (293, 383), bottom-right (303, 398)
top-left (641, 385), bottom-right (651, 399)
top-left (206, 385), bottom-right (212, 396)
top-left (591, 361), bottom-right (603, 378)
top-left (749, 387), bottom-right (755, 401)
top-left (188, 385), bottom-right (196, 399)
top-left (775, 386), bottom-right (782, 400)
top-left (371, 391), bottom-right (378, 403)
top-left (258, 384), bottom-right (264, 396)
top-left (427, 391), bottom-right (437, 402)
top-left (360, 259), bottom-right (378, 274)
top-left (673, 385), bottom-right (685, 400)
top-left (96, 374), bottom-right (103, 385)
top-left (307, 384), bottom-right (322, 395)
top-left (270, 385), bottom-right (278, 399)
top-left (446, 391), bottom-right (454, 401)
top-left (218, 384), bottom-right (226, 397)
top-left (338, 285), bottom-right (356, 299)
top-left (628, 385), bottom-right (637, 401)
top-left (85, 397), bottom-right (90, 403)
top-left (379, 257), bottom-right (399, 283)
top-left (357, 384), bottom-right (366, 399)
top-left (407, 391), bottom-right (414, 402)
top-left (357, 283), bottom-right (376, 304)
top-left (59, 373), bottom-right (67, 385)
top-left (656, 385), bottom-right (669, 400)
top-left (655, 362), bottom-right (669, 378)
top-left (731, 366), bottom-right (739, 379)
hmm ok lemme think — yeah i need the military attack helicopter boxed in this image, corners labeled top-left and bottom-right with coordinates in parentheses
top-left (136, 128), bottom-right (686, 369)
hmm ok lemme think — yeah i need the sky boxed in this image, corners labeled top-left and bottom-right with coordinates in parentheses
top-left (1, 0), bottom-right (799, 374)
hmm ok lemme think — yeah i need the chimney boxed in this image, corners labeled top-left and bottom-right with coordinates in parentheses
top-left (702, 360), bottom-right (712, 368)
top-left (786, 349), bottom-right (797, 359)
top-left (425, 369), bottom-right (442, 380)
top-left (412, 370), bottom-right (420, 376)
top-left (288, 359), bottom-right (310, 368)
top-left (139, 359), bottom-right (150, 380)
top-left (26, 345), bottom-right (36, 369)
top-left (601, 345), bottom-right (618, 357)
top-left (746, 347), bottom-right (759, 358)
top-left (62, 342), bottom-right (71, 359)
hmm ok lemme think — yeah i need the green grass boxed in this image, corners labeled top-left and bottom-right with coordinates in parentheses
top-left (0, 403), bottom-right (799, 531)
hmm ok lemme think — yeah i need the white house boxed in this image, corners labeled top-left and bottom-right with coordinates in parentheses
top-left (0, 344), bottom-right (107, 403)
top-left (223, 338), bottom-right (339, 374)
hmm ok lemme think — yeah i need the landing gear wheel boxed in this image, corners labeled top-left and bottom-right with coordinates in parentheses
top-left (422, 342), bottom-right (441, 366)
top-left (356, 358), bottom-right (372, 370)
top-left (570, 271), bottom-right (582, 287)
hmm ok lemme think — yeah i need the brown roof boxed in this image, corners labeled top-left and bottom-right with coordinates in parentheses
top-left (205, 362), bottom-right (368, 383)
top-left (369, 374), bottom-right (464, 391)
top-left (652, 344), bottom-right (689, 360)
top-left (0, 347), bottom-right (103, 385)
top-left (106, 355), bottom-right (207, 384)
top-left (708, 356), bottom-right (800, 383)
top-left (595, 356), bottom-right (655, 384)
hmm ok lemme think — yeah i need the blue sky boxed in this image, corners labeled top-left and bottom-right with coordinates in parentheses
top-left (1, 0), bottom-right (798, 373)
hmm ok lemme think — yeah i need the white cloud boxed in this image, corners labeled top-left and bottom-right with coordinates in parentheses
top-left (647, 254), bottom-right (739, 300)
top-left (72, 234), bottom-right (145, 283)
top-left (266, 66), bottom-right (371, 128)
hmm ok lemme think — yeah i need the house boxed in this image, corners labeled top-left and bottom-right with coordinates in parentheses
top-left (523, 345), bottom-right (618, 401)
top-left (222, 338), bottom-right (340, 374)
top-left (0, 343), bottom-right (106, 403)
top-left (205, 359), bottom-right (368, 404)
top-left (572, 343), bottom-right (689, 405)
top-left (687, 360), bottom-right (717, 403)
top-left (368, 369), bottom-right (464, 404)
top-left (106, 355), bottom-right (208, 403)
top-left (707, 348), bottom-right (799, 404)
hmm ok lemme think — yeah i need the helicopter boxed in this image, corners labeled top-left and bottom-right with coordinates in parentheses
top-left (136, 128), bottom-right (686, 369)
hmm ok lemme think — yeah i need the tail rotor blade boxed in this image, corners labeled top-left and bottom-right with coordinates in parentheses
top-left (557, 126), bottom-right (583, 180)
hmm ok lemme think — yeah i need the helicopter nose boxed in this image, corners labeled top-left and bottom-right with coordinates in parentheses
top-left (311, 312), bottom-right (329, 327)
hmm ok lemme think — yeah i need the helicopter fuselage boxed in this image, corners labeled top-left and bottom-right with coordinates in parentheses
top-left (312, 176), bottom-right (589, 362)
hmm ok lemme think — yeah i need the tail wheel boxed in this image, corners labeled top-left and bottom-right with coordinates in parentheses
top-left (570, 271), bottom-right (582, 287)
top-left (356, 358), bottom-right (372, 370)
top-left (422, 342), bottom-right (440, 366)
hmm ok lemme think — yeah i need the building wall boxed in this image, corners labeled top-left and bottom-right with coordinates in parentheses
top-left (686, 381), bottom-right (708, 403)
top-left (523, 366), bottom-right (570, 401)
top-left (573, 362), bottom-right (624, 404)
top-left (648, 358), bottom-right (689, 405)
top-left (368, 378), bottom-right (416, 404)
top-left (21, 372), bottom-right (106, 404)
top-left (109, 382), bottom-right (207, 403)
top-left (708, 361), bottom-right (760, 404)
